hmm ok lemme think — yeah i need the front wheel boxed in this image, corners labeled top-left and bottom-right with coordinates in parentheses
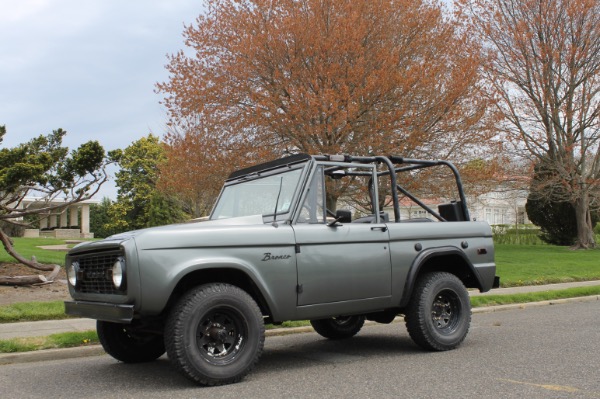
top-left (310, 316), bottom-right (365, 339)
top-left (165, 283), bottom-right (265, 386)
top-left (97, 321), bottom-right (165, 363)
top-left (405, 272), bottom-right (471, 351)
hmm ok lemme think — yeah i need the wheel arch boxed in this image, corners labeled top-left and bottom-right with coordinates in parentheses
top-left (162, 267), bottom-right (273, 321)
top-left (399, 247), bottom-right (482, 308)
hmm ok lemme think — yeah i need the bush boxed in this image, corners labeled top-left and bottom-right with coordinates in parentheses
top-left (525, 197), bottom-right (578, 245)
top-left (526, 162), bottom-right (599, 245)
top-left (492, 224), bottom-right (545, 245)
top-left (0, 221), bottom-right (25, 237)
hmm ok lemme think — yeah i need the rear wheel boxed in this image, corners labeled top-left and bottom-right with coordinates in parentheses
top-left (97, 321), bottom-right (165, 363)
top-left (405, 272), bottom-right (471, 351)
top-left (310, 316), bottom-right (365, 339)
top-left (165, 283), bottom-right (265, 386)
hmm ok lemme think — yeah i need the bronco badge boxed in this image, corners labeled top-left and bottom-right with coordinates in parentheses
top-left (262, 253), bottom-right (292, 261)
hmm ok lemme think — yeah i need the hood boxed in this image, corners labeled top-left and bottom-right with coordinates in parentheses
top-left (106, 214), bottom-right (293, 251)
top-left (106, 214), bottom-right (265, 240)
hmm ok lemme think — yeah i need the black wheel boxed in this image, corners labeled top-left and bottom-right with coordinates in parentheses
top-left (310, 316), bottom-right (365, 339)
top-left (97, 320), bottom-right (165, 363)
top-left (165, 283), bottom-right (265, 386)
top-left (405, 272), bottom-right (471, 351)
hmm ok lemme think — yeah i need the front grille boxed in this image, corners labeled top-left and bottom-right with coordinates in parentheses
top-left (72, 250), bottom-right (125, 294)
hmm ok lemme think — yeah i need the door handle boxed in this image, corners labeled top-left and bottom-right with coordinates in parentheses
top-left (371, 226), bottom-right (388, 232)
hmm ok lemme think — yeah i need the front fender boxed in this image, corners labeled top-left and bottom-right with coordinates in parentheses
top-left (137, 246), bottom-right (297, 320)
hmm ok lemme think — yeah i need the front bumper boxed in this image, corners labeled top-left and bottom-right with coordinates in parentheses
top-left (65, 301), bottom-right (134, 324)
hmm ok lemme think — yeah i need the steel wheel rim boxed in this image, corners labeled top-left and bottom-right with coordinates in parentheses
top-left (431, 289), bottom-right (461, 334)
top-left (195, 307), bottom-right (247, 366)
top-left (332, 316), bottom-right (354, 326)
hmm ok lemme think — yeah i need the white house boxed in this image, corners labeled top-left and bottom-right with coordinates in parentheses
top-left (17, 197), bottom-right (99, 238)
top-left (383, 187), bottom-right (530, 225)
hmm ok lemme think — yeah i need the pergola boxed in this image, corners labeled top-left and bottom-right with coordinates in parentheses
top-left (19, 197), bottom-right (99, 239)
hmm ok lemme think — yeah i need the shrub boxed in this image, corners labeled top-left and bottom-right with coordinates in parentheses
top-left (0, 221), bottom-right (25, 237)
top-left (491, 224), bottom-right (545, 245)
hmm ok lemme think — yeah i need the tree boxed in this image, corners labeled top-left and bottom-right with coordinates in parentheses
top-left (526, 162), bottom-right (599, 245)
top-left (89, 197), bottom-right (121, 238)
top-left (458, 0), bottom-right (600, 248)
top-left (0, 125), bottom-right (111, 284)
top-left (158, 126), bottom-right (235, 218)
top-left (107, 135), bottom-right (188, 232)
top-left (157, 0), bottom-right (501, 210)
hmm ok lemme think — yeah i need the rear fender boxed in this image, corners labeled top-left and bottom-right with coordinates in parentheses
top-left (399, 246), bottom-right (483, 308)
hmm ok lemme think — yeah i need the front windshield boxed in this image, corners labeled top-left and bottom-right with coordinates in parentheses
top-left (211, 168), bottom-right (304, 220)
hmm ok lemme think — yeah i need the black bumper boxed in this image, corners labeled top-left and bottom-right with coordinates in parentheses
top-left (65, 301), bottom-right (134, 323)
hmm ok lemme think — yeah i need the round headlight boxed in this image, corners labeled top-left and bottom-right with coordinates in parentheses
top-left (112, 258), bottom-right (124, 289)
top-left (67, 262), bottom-right (78, 287)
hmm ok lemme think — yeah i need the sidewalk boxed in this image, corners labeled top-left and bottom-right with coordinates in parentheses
top-left (1, 280), bottom-right (599, 364)
top-left (469, 279), bottom-right (600, 296)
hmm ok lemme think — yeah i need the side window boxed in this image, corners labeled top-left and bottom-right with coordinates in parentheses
top-left (297, 166), bottom-right (325, 224)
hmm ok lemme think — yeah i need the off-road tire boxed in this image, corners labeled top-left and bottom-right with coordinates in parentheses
top-left (405, 272), bottom-right (471, 351)
top-left (165, 283), bottom-right (265, 386)
top-left (97, 320), bottom-right (165, 363)
top-left (310, 316), bottom-right (366, 339)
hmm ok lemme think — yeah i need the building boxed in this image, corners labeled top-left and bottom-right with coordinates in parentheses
top-left (18, 197), bottom-right (99, 238)
top-left (383, 187), bottom-right (530, 226)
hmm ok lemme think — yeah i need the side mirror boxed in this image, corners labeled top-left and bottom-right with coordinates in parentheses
top-left (327, 209), bottom-right (352, 226)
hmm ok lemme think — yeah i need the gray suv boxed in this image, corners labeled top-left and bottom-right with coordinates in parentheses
top-left (65, 154), bottom-right (498, 386)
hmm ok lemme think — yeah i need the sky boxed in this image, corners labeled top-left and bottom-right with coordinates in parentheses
top-left (0, 0), bottom-right (205, 198)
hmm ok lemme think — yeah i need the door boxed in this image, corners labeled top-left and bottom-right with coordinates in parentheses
top-left (292, 163), bottom-right (391, 306)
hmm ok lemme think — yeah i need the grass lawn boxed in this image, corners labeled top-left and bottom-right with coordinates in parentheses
top-left (0, 301), bottom-right (68, 323)
top-left (495, 244), bottom-right (600, 286)
top-left (0, 330), bottom-right (98, 353)
top-left (0, 237), bottom-right (72, 266)
top-left (1, 239), bottom-right (599, 286)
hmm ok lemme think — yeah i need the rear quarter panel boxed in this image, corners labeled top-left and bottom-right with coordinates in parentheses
top-left (387, 221), bottom-right (495, 304)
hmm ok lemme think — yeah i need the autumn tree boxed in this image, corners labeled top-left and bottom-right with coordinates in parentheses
top-left (157, 0), bottom-right (501, 210)
top-left (458, 0), bottom-right (600, 248)
top-left (0, 125), bottom-right (111, 285)
top-left (107, 135), bottom-right (188, 232)
top-left (158, 126), bottom-right (238, 218)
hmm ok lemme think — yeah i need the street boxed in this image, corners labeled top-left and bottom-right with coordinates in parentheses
top-left (1, 300), bottom-right (599, 398)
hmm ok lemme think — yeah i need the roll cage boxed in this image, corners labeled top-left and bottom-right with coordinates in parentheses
top-left (219, 154), bottom-right (471, 224)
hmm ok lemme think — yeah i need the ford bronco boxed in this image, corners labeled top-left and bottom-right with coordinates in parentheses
top-left (65, 154), bottom-right (498, 386)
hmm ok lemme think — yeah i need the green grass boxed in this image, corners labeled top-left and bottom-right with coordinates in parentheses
top-left (470, 286), bottom-right (600, 307)
top-left (0, 301), bottom-right (70, 323)
top-left (0, 237), bottom-right (71, 265)
top-left (0, 330), bottom-right (98, 353)
top-left (495, 244), bottom-right (600, 287)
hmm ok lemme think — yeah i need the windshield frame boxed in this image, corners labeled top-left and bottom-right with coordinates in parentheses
top-left (210, 162), bottom-right (310, 222)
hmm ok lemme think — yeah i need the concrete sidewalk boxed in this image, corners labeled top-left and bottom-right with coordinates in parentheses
top-left (469, 279), bottom-right (600, 296)
top-left (0, 318), bottom-right (96, 340)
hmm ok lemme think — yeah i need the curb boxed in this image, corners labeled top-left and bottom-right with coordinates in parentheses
top-left (1, 294), bottom-right (598, 366)
top-left (0, 345), bottom-right (105, 365)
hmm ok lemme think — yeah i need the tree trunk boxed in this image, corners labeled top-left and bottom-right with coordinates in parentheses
top-left (573, 195), bottom-right (596, 249)
top-left (0, 228), bottom-right (62, 285)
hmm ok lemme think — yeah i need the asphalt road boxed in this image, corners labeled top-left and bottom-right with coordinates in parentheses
top-left (1, 300), bottom-right (599, 399)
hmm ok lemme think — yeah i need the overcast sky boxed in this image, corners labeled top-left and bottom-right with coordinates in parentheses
top-left (0, 0), bottom-right (204, 198)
